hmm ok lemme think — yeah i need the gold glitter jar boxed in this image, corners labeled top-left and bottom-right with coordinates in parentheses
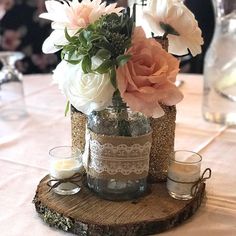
top-left (71, 106), bottom-right (87, 152)
top-left (148, 105), bottom-right (176, 182)
top-left (145, 38), bottom-right (176, 183)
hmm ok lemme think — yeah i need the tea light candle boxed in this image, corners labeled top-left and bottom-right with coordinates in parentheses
top-left (167, 162), bottom-right (200, 196)
top-left (49, 158), bottom-right (83, 194)
top-left (50, 159), bottom-right (83, 179)
top-left (49, 146), bottom-right (83, 195)
top-left (167, 150), bottom-right (202, 200)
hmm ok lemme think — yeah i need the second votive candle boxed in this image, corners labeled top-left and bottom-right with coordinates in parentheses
top-left (167, 150), bottom-right (202, 200)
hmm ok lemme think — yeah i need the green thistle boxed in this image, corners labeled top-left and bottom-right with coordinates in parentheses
top-left (60, 12), bottom-right (134, 83)
top-left (105, 31), bottom-right (130, 58)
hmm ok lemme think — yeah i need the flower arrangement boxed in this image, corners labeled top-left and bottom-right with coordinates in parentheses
top-left (40, 0), bottom-right (204, 200)
top-left (40, 0), bottom-right (203, 118)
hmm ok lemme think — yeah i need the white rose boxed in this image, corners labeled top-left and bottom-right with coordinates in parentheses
top-left (143, 0), bottom-right (203, 56)
top-left (53, 60), bottom-right (115, 115)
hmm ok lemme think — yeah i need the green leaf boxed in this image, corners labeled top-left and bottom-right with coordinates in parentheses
top-left (96, 49), bottom-right (111, 60)
top-left (79, 31), bottom-right (87, 47)
top-left (110, 67), bottom-right (117, 89)
top-left (65, 59), bottom-right (82, 65)
top-left (77, 48), bottom-right (88, 55)
top-left (75, 28), bottom-right (83, 35)
top-left (54, 44), bottom-right (64, 49)
top-left (63, 45), bottom-right (76, 51)
top-left (64, 101), bottom-right (70, 117)
top-left (116, 54), bottom-right (131, 67)
top-left (69, 36), bottom-right (80, 44)
top-left (64, 28), bottom-right (72, 42)
top-left (83, 30), bottom-right (92, 41)
top-left (95, 59), bottom-right (113, 74)
top-left (82, 56), bottom-right (92, 73)
top-left (90, 35), bottom-right (101, 42)
top-left (87, 24), bottom-right (96, 32)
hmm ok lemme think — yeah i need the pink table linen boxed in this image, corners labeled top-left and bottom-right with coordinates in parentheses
top-left (0, 74), bottom-right (236, 236)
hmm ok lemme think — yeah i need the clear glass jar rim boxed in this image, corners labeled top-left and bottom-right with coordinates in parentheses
top-left (171, 149), bottom-right (202, 164)
top-left (49, 146), bottom-right (81, 158)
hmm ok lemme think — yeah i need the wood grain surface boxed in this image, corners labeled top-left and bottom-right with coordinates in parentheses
top-left (34, 175), bottom-right (205, 236)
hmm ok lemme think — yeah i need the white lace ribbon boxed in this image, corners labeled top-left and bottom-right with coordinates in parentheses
top-left (85, 130), bottom-right (152, 180)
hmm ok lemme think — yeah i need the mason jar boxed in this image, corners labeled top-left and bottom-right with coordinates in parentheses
top-left (86, 99), bottom-right (152, 201)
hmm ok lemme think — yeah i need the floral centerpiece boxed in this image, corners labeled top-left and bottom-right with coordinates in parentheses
top-left (40, 0), bottom-right (203, 200)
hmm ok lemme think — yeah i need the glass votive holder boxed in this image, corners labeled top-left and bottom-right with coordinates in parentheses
top-left (167, 150), bottom-right (202, 200)
top-left (49, 146), bottom-right (84, 195)
top-left (0, 51), bottom-right (27, 121)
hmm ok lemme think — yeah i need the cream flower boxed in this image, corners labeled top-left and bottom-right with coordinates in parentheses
top-left (40, 0), bottom-right (123, 53)
top-left (143, 0), bottom-right (203, 56)
top-left (53, 59), bottom-right (115, 115)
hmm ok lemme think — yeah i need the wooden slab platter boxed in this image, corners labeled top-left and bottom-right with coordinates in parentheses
top-left (33, 175), bottom-right (205, 236)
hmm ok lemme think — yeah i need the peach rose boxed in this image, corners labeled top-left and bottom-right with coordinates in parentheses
top-left (116, 27), bottom-right (183, 118)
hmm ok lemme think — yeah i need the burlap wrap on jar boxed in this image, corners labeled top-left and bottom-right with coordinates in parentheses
top-left (84, 130), bottom-right (152, 181)
top-left (71, 38), bottom-right (177, 183)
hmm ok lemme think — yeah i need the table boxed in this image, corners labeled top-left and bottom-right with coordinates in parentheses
top-left (0, 74), bottom-right (236, 236)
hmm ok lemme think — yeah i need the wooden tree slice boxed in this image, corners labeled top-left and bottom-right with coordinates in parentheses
top-left (33, 175), bottom-right (205, 236)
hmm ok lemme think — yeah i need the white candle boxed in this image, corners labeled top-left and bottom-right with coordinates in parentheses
top-left (50, 158), bottom-right (83, 192)
top-left (167, 162), bottom-right (200, 197)
top-left (50, 159), bottom-right (83, 179)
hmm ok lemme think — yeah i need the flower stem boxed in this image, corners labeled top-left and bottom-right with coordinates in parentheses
top-left (112, 91), bottom-right (131, 137)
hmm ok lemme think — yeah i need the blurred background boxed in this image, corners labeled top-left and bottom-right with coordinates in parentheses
top-left (0, 0), bottom-right (59, 74)
top-left (0, 0), bottom-right (215, 74)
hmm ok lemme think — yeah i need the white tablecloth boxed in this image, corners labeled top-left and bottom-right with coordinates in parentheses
top-left (0, 74), bottom-right (236, 236)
